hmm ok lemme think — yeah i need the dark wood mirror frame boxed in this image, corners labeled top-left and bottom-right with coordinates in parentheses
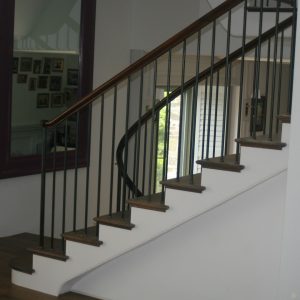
top-left (0, 0), bottom-right (96, 179)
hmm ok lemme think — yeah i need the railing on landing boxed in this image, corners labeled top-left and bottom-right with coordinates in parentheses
top-left (38, 0), bottom-right (297, 254)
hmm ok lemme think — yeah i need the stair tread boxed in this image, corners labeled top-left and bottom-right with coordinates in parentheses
top-left (161, 173), bottom-right (205, 193)
top-left (236, 135), bottom-right (286, 150)
top-left (63, 226), bottom-right (103, 247)
top-left (278, 114), bottom-right (291, 124)
top-left (10, 253), bottom-right (34, 275)
top-left (94, 211), bottom-right (135, 230)
top-left (197, 154), bottom-right (245, 172)
top-left (128, 193), bottom-right (169, 212)
top-left (28, 246), bottom-right (69, 261)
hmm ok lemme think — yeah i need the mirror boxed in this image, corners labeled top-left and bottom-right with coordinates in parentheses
top-left (11, 0), bottom-right (81, 157)
top-left (0, 0), bottom-right (96, 178)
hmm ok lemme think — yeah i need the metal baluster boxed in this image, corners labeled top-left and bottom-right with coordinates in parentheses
top-left (264, 38), bottom-right (271, 135)
top-left (135, 70), bottom-right (144, 198)
top-left (62, 120), bottom-right (68, 251)
top-left (73, 112), bottom-right (80, 231)
top-left (269, 0), bottom-right (281, 140)
top-left (189, 30), bottom-right (201, 183)
top-left (221, 9), bottom-right (231, 162)
top-left (39, 125), bottom-right (47, 248)
top-left (109, 87), bottom-right (117, 216)
top-left (161, 50), bottom-right (172, 202)
top-left (287, 3), bottom-right (298, 113)
top-left (253, 0), bottom-right (264, 140)
top-left (51, 127), bottom-right (57, 249)
top-left (122, 78), bottom-right (131, 216)
top-left (142, 122), bottom-right (148, 194)
top-left (206, 21), bottom-right (216, 160)
top-left (96, 96), bottom-right (104, 236)
top-left (251, 47), bottom-right (258, 137)
top-left (177, 40), bottom-right (187, 180)
top-left (148, 61), bottom-right (158, 195)
top-left (225, 62), bottom-right (232, 155)
top-left (153, 109), bottom-right (160, 194)
top-left (276, 30), bottom-right (285, 133)
top-left (201, 77), bottom-right (208, 160)
top-left (84, 105), bottom-right (92, 234)
top-left (213, 71), bottom-right (220, 158)
top-left (236, 0), bottom-right (248, 164)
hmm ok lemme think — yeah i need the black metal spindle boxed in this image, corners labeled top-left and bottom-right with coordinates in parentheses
top-left (225, 62), bottom-right (232, 155)
top-left (153, 109), bottom-right (160, 194)
top-left (96, 96), bottom-right (104, 236)
top-left (135, 70), bottom-right (144, 198)
top-left (189, 30), bottom-right (201, 183)
top-left (287, 4), bottom-right (298, 113)
top-left (251, 47), bottom-right (258, 137)
top-left (109, 87), bottom-right (117, 216)
top-left (276, 30), bottom-right (285, 132)
top-left (142, 121), bottom-right (148, 194)
top-left (161, 50), bottom-right (172, 201)
top-left (148, 61), bottom-right (158, 195)
top-left (39, 125), bottom-right (47, 248)
top-left (84, 105), bottom-right (92, 234)
top-left (201, 77), bottom-right (208, 160)
top-left (269, 0), bottom-right (281, 140)
top-left (73, 112), bottom-right (80, 232)
top-left (213, 71), bottom-right (220, 158)
top-left (62, 120), bottom-right (68, 250)
top-left (264, 38), bottom-right (271, 135)
top-left (51, 127), bottom-right (57, 249)
top-left (221, 9), bottom-right (231, 162)
top-left (176, 40), bottom-right (187, 180)
top-left (235, 0), bottom-right (248, 164)
top-left (206, 20), bottom-right (216, 160)
top-left (122, 78), bottom-right (131, 216)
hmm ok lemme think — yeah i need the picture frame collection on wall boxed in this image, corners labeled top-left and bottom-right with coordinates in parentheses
top-left (13, 56), bottom-right (79, 109)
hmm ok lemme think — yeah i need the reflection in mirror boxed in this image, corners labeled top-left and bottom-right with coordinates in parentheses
top-left (11, 0), bottom-right (81, 156)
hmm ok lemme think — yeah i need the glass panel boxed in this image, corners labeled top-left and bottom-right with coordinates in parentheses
top-left (11, 0), bottom-right (81, 156)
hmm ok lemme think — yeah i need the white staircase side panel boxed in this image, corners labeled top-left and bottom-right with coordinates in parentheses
top-left (12, 125), bottom-right (290, 296)
top-left (71, 171), bottom-right (287, 300)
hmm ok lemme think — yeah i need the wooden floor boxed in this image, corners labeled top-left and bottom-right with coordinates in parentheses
top-left (0, 233), bottom-right (101, 300)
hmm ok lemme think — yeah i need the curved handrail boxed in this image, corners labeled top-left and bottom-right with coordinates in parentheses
top-left (44, 0), bottom-right (243, 128)
top-left (116, 15), bottom-right (293, 196)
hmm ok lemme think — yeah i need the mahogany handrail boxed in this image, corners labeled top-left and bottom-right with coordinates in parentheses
top-left (45, 0), bottom-right (243, 128)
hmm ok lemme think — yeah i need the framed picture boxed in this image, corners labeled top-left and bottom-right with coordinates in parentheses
top-left (33, 60), bottom-right (42, 74)
top-left (37, 93), bottom-right (49, 108)
top-left (50, 76), bottom-right (62, 91)
top-left (43, 58), bottom-right (51, 74)
top-left (52, 58), bottom-right (64, 72)
top-left (65, 88), bottom-right (78, 107)
top-left (17, 74), bottom-right (28, 84)
top-left (67, 69), bottom-right (79, 86)
top-left (28, 78), bottom-right (37, 91)
top-left (51, 93), bottom-right (64, 108)
top-left (13, 57), bottom-right (19, 73)
top-left (20, 57), bottom-right (32, 72)
top-left (38, 76), bottom-right (48, 89)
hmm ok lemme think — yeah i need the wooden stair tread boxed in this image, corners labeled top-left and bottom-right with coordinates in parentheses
top-left (94, 211), bottom-right (135, 230)
top-left (10, 254), bottom-right (34, 275)
top-left (128, 193), bottom-right (169, 212)
top-left (197, 154), bottom-right (245, 172)
top-left (278, 114), bottom-right (291, 124)
top-left (161, 173), bottom-right (205, 193)
top-left (28, 247), bottom-right (69, 262)
top-left (236, 136), bottom-right (286, 150)
top-left (63, 226), bottom-right (103, 247)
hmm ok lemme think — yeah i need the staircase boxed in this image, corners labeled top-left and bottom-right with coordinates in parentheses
top-left (10, 0), bottom-right (297, 298)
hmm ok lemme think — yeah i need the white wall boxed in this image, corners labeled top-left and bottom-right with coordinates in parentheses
top-left (72, 172), bottom-right (287, 300)
top-left (278, 0), bottom-right (300, 297)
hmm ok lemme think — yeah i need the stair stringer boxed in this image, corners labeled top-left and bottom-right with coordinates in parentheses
top-left (11, 124), bottom-right (290, 296)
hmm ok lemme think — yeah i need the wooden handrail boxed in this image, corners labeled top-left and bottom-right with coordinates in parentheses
top-left (45, 0), bottom-right (243, 127)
